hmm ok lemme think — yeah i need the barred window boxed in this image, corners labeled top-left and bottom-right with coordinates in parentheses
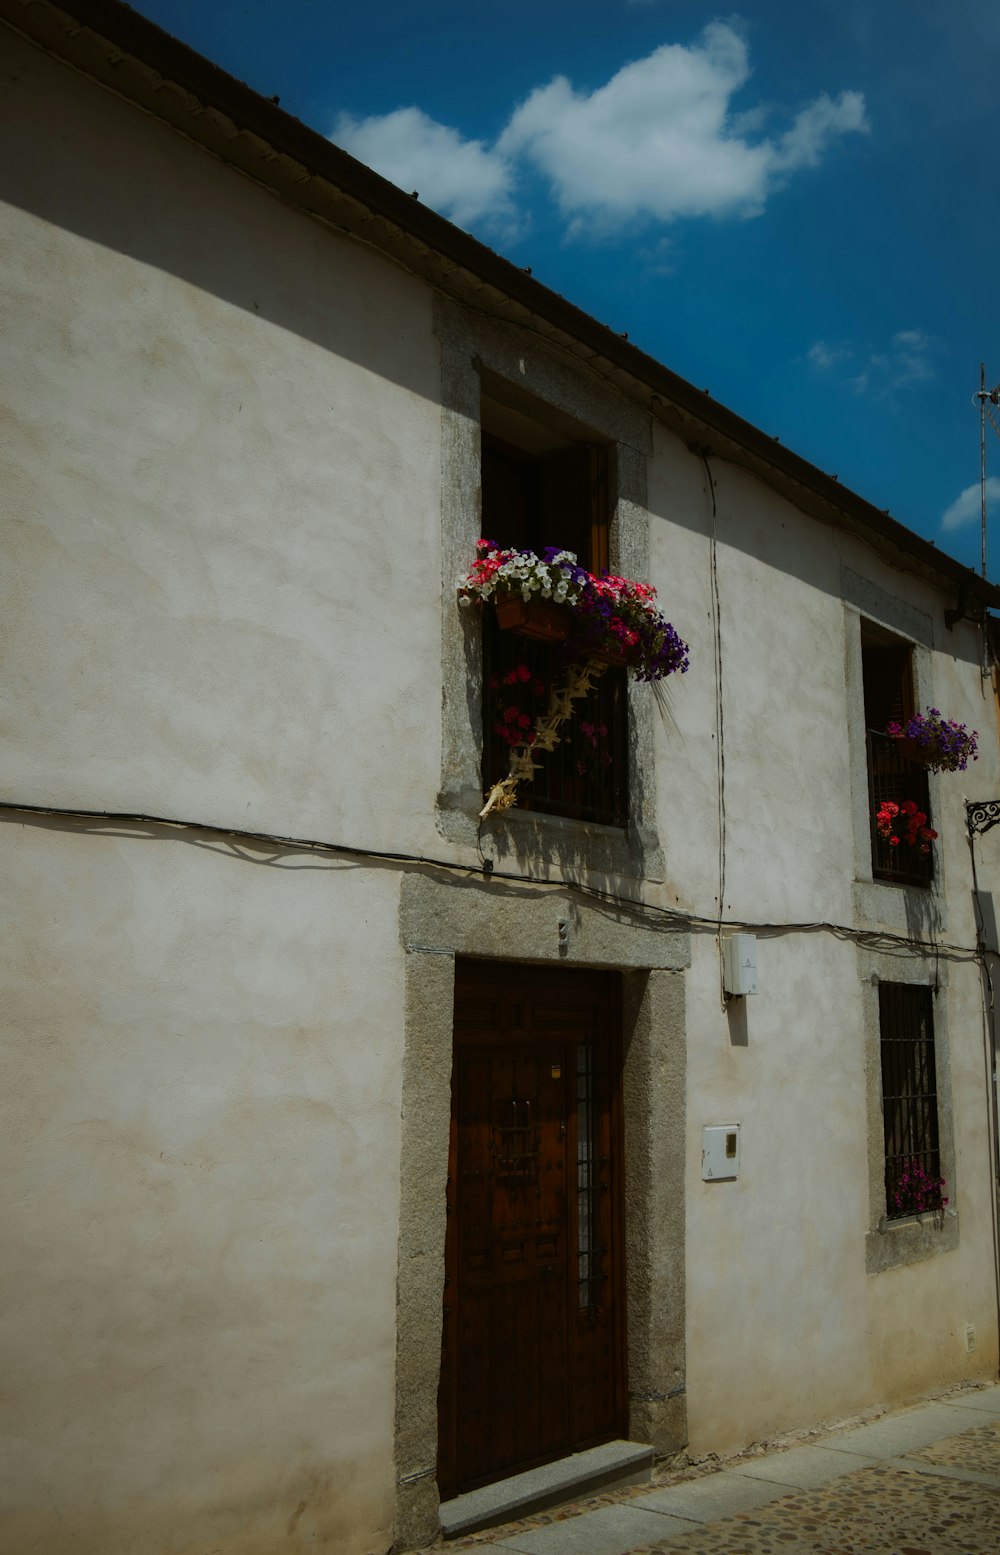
top-left (878, 982), bottom-right (942, 1220)
top-left (480, 390), bottom-right (627, 828)
top-left (861, 621), bottom-right (933, 888)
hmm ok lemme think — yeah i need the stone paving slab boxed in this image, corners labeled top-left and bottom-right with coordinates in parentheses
top-left (820, 1400), bottom-right (984, 1459)
top-left (622, 1463), bottom-right (1000, 1555)
top-left (894, 1453), bottom-right (1000, 1490)
top-left (442, 1485), bottom-right (671, 1551)
top-left (440, 1442), bottom-right (654, 1538)
top-left (727, 1444), bottom-right (880, 1490)
top-left (631, 1471), bottom-right (797, 1522)
top-left (936, 1388), bottom-right (1000, 1416)
top-left (489, 1504), bottom-right (695, 1555)
top-left (422, 1386), bottom-right (1000, 1555)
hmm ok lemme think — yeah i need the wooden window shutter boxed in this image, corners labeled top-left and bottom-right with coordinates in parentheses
top-left (538, 443), bottom-right (609, 572)
top-left (862, 642), bottom-right (913, 732)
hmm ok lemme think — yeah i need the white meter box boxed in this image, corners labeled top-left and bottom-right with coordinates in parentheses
top-left (702, 1124), bottom-right (741, 1180)
top-left (723, 933), bottom-right (758, 996)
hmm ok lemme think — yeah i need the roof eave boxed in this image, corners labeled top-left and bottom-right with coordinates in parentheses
top-left (5, 0), bottom-right (999, 613)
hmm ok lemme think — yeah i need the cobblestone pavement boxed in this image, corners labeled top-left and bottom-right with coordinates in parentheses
top-left (419, 1384), bottom-right (1000, 1555)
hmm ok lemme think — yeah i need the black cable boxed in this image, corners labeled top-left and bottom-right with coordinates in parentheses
top-left (700, 449), bottom-right (727, 1008)
top-left (0, 798), bottom-right (984, 961)
top-left (967, 818), bottom-right (1000, 1380)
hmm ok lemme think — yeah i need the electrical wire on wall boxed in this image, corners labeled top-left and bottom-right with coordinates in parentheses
top-left (696, 448), bottom-right (729, 1010)
top-left (966, 826), bottom-right (1000, 1372)
top-left (0, 798), bottom-right (985, 964)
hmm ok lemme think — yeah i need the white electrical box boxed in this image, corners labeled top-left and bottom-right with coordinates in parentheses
top-left (723, 933), bottom-right (758, 996)
top-left (702, 1124), bottom-right (741, 1180)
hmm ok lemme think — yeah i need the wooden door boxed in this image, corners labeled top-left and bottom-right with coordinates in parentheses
top-left (438, 962), bottom-right (626, 1498)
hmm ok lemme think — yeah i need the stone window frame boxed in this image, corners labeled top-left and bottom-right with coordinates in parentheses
top-left (435, 294), bottom-right (664, 883)
top-left (392, 872), bottom-right (689, 1549)
top-left (860, 950), bottom-right (958, 1273)
top-left (843, 569), bottom-right (948, 938)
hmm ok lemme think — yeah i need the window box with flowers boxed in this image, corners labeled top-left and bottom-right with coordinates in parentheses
top-left (860, 614), bottom-right (978, 890)
top-left (875, 800), bottom-right (938, 856)
top-left (885, 709), bottom-right (979, 773)
top-left (458, 542), bottom-right (690, 820)
top-left (868, 706), bottom-right (977, 887)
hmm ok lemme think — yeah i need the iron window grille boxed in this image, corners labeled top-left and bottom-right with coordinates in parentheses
top-left (479, 408), bottom-right (627, 827)
top-left (482, 618), bottom-right (628, 828)
top-left (878, 982), bottom-right (942, 1220)
top-left (860, 624), bottom-right (934, 890)
top-left (867, 731), bottom-right (934, 889)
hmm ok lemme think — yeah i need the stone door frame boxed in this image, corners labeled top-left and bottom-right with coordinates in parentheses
top-left (393, 873), bottom-right (689, 1549)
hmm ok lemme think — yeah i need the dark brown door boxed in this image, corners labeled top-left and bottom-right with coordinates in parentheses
top-left (438, 962), bottom-right (627, 1498)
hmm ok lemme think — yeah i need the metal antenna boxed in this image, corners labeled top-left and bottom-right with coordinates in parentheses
top-left (975, 362), bottom-right (1000, 580)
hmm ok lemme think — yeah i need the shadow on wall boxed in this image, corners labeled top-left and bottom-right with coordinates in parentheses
top-left (5, 26), bottom-right (984, 665)
top-left (481, 809), bottom-right (649, 909)
top-left (902, 883), bottom-right (946, 950)
top-left (2, 26), bottom-right (434, 401)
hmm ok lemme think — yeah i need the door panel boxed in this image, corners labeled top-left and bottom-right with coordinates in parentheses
top-left (438, 963), bottom-right (626, 1498)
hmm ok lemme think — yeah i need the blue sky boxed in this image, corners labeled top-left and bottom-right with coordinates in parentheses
top-left (130, 0), bottom-right (1000, 577)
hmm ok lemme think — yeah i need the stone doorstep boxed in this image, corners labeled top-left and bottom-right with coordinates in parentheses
top-left (438, 1441), bottom-right (655, 1539)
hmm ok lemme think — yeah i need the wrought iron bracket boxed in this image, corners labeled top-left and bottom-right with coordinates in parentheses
top-left (966, 799), bottom-right (1000, 836)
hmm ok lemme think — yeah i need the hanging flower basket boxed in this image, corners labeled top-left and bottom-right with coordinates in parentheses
top-left (459, 542), bottom-right (689, 819)
top-left (886, 709), bottom-right (978, 773)
top-left (584, 640), bottom-right (628, 668)
top-left (494, 597), bottom-right (627, 664)
top-left (458, 541), bottom-right (690, 682)
top-left (495, 596), bottom-right (572, 642)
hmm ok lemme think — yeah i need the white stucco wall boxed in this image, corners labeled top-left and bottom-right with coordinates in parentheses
top-left (647, 422), bottom-right (1000, 1453)
top-left (2, 20), bottom-right (999, 1555)
top-left (2, 25), bottom-right (444, 853)
top-left (1, 29), bottom-right (441, 1555)
top-left (2, 823), bottom-right (403, 1554)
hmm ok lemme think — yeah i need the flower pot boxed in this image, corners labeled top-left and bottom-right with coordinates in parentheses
top-left (586, 643), bottom-right (628, 668)
top-left (894, 737), bottom-right (929, 765)
top-left (495, 597), bottom-right (571, 643)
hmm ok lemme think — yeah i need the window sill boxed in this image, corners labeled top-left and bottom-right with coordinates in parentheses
top-left (872, 869), bottom-right (933, 892)
top-left (853, 877), bottom-right (946, 938)
top-left (865, 1208), bottom-right (959, 1274)
top-left (436, 782), bottom-right (663, 883)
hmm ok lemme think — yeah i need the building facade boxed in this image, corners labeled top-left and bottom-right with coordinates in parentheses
top-left (2, 4), bottom-right (999, 1553)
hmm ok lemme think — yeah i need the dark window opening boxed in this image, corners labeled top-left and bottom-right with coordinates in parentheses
top-left (861, 622), bottom-right (933, 888)
top-left (878, 982), bottom-right (942, 1219)
top-left (480, 390), bottom-right (626, 827)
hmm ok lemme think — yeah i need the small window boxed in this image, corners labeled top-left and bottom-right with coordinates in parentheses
top-left (480, 389), bottom-right (627, 827)
top-left (861, 621), bottom-right (933, 888)
top-left (878, 983), bottom-right (943, 1220)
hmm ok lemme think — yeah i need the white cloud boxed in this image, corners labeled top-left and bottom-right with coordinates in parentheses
top-left (862, 329), bottom-right (935, 391)
top-left (497, 23), bottom-right (868, 228)
top-left (808, 328), bottom-right (935, 396)
top-left (331, 24), bottom-right (867, 239)
top-left (638, 236), bottom-right (676, 275)
top-left (770, 91), bottom-right (868, 172)
top-left (941, 477), bottom-right (1000, 533)
top-left (332, 106), bottom-right (517, 234)
top-left (808, 340), bottom-right (852, 371)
